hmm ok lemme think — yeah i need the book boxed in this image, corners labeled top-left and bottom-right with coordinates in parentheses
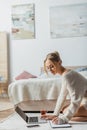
top-left (49, 121), bottom-right (71, 128)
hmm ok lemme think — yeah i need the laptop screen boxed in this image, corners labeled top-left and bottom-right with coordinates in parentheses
top-left (15, 106), bottom-right (47, 124)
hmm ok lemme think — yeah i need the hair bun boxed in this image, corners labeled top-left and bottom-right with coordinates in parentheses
top-left (54, 51), bottom-right (60, 56)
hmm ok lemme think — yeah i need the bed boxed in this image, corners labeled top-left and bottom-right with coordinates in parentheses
top-left (8, 66), bottom-right (87, 106)
top-left (8, 77), bottom-right (61, 105)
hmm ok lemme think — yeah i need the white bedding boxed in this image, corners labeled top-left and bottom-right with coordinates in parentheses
top-left (8, 78), bottom-right (62, 105)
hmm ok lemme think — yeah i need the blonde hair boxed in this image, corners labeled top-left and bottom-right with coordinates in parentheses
top-left (44, 51), bottom-right (62, 73)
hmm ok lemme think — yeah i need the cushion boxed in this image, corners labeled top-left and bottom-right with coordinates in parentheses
top-left (15, 71), bottom-right (37, 80)
top-left (75, 67), bottom-right (87, 72)
top-left (79, 70), bottom-right (87, 77)
top-left (74, 67), bottom-right (87, 77)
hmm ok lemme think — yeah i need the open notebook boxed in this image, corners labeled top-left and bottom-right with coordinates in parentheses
top-left (49, 120), bottom-right (71, 128)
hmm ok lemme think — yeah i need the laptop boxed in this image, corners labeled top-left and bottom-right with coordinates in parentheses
top-left (15, 106), bottom-right (47, 124)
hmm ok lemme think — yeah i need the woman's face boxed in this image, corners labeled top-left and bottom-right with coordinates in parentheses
top-left (45, 59), bottom-right (57, 75)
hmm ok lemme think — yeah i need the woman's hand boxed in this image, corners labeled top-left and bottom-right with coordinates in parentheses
top-left (41, 114), bottom-right (57, 120)
top-left (52, 116), bottom-right (59, 124)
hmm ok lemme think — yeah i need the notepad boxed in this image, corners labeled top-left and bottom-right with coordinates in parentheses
top-left (49, 121), bottom-right (71, 128)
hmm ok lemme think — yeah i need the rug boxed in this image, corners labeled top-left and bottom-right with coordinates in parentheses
top-left (0, 112), bottom-right (87, 130)
top-left (0, 112), bottom-right (50, 130)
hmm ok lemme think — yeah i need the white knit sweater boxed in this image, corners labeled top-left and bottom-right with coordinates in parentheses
top-left (54, 70), bottom-right (87, 123)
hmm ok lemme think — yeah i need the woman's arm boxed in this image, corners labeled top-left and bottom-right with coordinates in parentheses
top-left (41, 79), bottom-right (68, 120)
top-left (54, 81), bottom-right (68, 115)
top-left (63, 92), bottom-right (83, 120)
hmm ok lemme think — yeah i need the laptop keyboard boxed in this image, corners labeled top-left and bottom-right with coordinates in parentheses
top-left (29, 117), bottom-right (38, 123)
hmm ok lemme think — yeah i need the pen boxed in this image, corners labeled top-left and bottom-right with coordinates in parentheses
top-left (27, 124), bottom-right (40, 128)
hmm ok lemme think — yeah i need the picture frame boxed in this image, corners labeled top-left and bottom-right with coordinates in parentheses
top-left (11, 3), bottom-right (35, 40)
top-left (49, 3), bottom-right (87, 38)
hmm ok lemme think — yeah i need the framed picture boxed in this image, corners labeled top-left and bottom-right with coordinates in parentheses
top-left (49, 3), bottom-right (87, 38)
top-left (11, 4), bottom-right (35, 40)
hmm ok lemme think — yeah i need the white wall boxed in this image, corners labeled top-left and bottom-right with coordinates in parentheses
top-left (0, 0), bottom-right (87, 81)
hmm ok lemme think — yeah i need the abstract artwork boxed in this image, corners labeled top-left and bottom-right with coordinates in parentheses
top-left (11, 4), bottom-right (35, 39)
top-left (49, 3), bottom-right (87, 38)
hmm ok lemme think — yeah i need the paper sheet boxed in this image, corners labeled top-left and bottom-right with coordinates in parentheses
top-left (49, 120), bottom-right (71, 128)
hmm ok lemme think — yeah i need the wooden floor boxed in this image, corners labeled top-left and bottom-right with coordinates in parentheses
top-left (0, 97), bottom-right (15, 121)
top-left (18, 99), bottom-right (57, 111)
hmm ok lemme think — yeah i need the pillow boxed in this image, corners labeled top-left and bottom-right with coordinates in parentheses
top-left (15, 71), bottom-right (37, 80)
top-left (79, 71), bottom-right (87, 77)
top-left (73, 66), bottom-right (87, 77)
top-left (75, 67), bottom-right (87, 72)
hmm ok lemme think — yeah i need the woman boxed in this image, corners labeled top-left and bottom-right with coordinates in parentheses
top-left (41, 51), bottom-right (87, 124)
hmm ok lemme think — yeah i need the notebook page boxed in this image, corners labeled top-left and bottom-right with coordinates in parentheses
top-left (49, 121), bottom-right (71, 128)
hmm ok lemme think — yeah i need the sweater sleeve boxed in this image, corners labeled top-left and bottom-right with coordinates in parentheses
top-left (58, 93), bottom-right (83, 124)
top-left (54, 79), bottom-right (68, 116)
top-left (63, 90), bottom-right (83, 121)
